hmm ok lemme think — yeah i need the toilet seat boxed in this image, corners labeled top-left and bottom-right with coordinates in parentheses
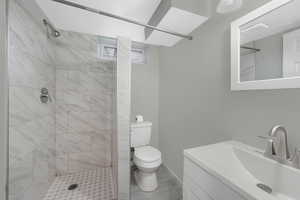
top-left (135, 146), bottom-right (161, 162)
top-left (134, 146), bottom-right (162, 168)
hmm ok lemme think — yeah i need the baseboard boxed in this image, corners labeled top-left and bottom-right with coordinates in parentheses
top-left (163, 164), bottom-right (182, 186)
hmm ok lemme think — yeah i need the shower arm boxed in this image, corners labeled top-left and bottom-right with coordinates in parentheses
top-left (51, 0), bottom-right (193, 40)
top-left (43, 19), bottom-right (61, 37)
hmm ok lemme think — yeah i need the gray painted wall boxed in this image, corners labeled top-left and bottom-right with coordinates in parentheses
top-left (158, 0), bottom-right (298, 180)
top-left (131, 46), bottom-right (160, 148)
top-left (0, 0), bottom-right (8, 199)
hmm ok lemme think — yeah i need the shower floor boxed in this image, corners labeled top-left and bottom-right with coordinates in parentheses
top-left (43, 168), bottom-right (116, 200)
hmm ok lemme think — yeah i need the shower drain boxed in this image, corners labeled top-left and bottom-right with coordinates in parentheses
top-left (68, 184), bottom-right (78, 191)
top-left (256, 183), bottom-right (272, 194)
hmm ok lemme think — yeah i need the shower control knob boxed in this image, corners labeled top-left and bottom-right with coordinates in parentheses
top-left (40, 87), bottom-right (52, 104)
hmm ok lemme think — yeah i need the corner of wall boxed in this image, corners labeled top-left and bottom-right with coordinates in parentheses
top-left (0, 0), bottom-right (8, 199)
top-left (116, 36), bottom-right (132, 200)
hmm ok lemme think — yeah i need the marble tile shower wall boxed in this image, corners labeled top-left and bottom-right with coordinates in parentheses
top-left (8, 1), bottom-right (56, 200)
top-left (53, 31), bottom-right (115, 175)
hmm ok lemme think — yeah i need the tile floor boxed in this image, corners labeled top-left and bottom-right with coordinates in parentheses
top-left (131, 165), bottom-right (182, 200)
top-left (43, 168), bottom-right (116, 200)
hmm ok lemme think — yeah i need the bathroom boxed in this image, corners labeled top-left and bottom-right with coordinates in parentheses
top-left (1, 0), bottom-right (300, 200)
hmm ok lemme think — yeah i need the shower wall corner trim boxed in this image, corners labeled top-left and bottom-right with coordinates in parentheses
top-left (116, 36), bottom-right (132, 200)
top-left (0, 0), bottom-right (9, 199)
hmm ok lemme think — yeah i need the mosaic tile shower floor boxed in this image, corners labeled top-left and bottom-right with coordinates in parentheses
top-left (43, 168), bottom-right (116, 200)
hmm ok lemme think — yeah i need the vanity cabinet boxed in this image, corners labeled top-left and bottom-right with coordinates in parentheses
top-left (183, 158), bottom-right (246, 200)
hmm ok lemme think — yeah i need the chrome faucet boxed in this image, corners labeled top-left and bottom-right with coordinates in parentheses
top-left (269, 125), bottom-right (290, 161)
top-left (259, 125), bottom-right (300, 169)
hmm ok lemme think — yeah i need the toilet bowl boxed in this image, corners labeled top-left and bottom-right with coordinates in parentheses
top-left (133, 146), bottom-right (162, 192)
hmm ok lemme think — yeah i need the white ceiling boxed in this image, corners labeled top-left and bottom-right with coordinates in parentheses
top-left (36, 0), bottom-right (161, 43)
top-left (146, 7), bottom-right (208, 47)
top-left (241, 0), bottom-right (300, 44)
top-left (36, 0), bottom-right (205, 46)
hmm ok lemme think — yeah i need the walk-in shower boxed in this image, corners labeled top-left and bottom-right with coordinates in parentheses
top-left (7, 0), bottom-right (133, 199)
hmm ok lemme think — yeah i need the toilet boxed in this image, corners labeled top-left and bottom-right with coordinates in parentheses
top-left (131, 122), bottom-right (162, 192)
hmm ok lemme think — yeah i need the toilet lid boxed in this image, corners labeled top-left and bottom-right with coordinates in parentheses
top-left (134, 146), bottom-right (161, 163)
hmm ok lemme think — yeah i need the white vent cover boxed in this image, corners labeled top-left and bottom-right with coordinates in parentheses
top-left (99, 44), bottom-right (117, 60)
top-left (131, 48), bottom-right (146, 64)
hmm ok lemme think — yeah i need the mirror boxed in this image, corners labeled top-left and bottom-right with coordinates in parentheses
top-left (231, 0), bottom-right (300, 90)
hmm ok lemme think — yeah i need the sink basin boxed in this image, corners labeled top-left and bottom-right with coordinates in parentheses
top-left (184, 141), bottom-right (300, 200)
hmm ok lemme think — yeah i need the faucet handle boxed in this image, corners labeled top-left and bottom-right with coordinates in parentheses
top-left (290, 148), bottom-right (300, 169)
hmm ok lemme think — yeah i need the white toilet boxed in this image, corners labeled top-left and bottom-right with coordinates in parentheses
top-left (131, 122), bottom-right (162, 192)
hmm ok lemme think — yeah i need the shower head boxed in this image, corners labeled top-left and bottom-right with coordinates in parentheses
top-left (53, 30), bottom-right (61, 37)
top-left (43, 19), bottom-right (61, 38)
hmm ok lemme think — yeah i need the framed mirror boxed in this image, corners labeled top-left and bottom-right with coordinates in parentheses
top-left (231, 0), bottom-right (300, 90)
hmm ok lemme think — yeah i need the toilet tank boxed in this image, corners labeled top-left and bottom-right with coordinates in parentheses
top-left (130, 122), bottom-right (152, 148)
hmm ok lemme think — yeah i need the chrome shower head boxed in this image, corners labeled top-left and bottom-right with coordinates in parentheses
top-left (53, 30), bottom-right (61, 37)
top-left (43, 19), bottom-right (61, 38)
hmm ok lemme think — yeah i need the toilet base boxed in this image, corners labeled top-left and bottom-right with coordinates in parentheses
top-left (134, 170), bottom-right (158, 192)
